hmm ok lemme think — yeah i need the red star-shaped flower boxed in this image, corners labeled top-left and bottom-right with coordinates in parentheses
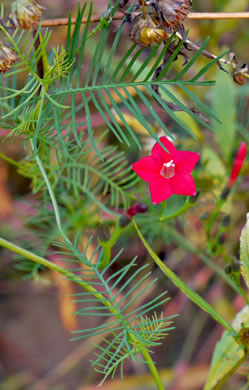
top-left (132, 136), bottom-right (200, 204)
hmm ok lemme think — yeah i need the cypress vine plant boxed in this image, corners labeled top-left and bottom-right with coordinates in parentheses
top-left (1, 0), bottom-right (249, 388)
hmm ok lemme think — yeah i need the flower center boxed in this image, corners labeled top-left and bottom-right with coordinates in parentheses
top-left (160, 160), bottom-right (175, 179)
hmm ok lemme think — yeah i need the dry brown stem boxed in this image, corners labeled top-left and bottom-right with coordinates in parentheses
top-left (40, 12), bottom-right (249, 28)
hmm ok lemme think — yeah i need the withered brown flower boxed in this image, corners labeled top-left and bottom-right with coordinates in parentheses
top-left (137, 0), bottom-right (191, 31)
top-left (239, 326), bottom-right (249, 347)
top-left (154, 0), bottom-right (192, 30)
top-left (229, 52), bottom-right (248, 85)
top-left (130, 14), bottom-right (167, 46)
top-left (0, 43), bottom-right (17, 73)
top-left (11, 0), bottom-right (44, 30)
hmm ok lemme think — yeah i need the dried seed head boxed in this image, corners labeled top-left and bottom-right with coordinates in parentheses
top-left (233, 64), bottom-right (248, 86)
top-left (11, 0), bottom-right (44, 30)
top-left (156, 0), bottom-right (192, 31)
top-left (239, 326), bottom-right (249, 347)
top-left (233, 72), bottom-right (246, 86)
top-left (229, 52), bottom-right (248, 85)
top-left (130, 15), bottom-right (167, 47)
top-left (0, 42), bottom-right (17, 73)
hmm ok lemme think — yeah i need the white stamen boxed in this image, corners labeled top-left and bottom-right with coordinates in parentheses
top-left (160, 160), bottom-right (175, 179)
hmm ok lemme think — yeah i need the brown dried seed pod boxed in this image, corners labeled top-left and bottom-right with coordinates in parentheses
top-left (155, 0), bottom-right (192, 30)
top-left (11, 0), bottom-right (44, 30)
top-left (239, 327), bottom-right (249, 346)
top-left (130, 15), bottom-right (167, 47)
top-left (0, 43), bottom-right (17, 73)
top-left (229, 53), bottom-right (248, 85)
top-left (233, 72), bottom-right (246, 85)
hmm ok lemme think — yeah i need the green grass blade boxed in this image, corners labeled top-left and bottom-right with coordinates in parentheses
top-left (134, 221), bottom-right (237, 335)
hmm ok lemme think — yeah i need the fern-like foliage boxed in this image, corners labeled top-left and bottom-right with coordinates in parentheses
top-left (55, 237), bottom-right (175, 384)
top-left (0, 1), bottom-right (222, 216)
top-left (51, 2), bottom-right (221, 158)
top-left (18, 131), bottom-right (138, 211)
top-left (93, 312), bottom-right (171, 384)
top-left (0, 26), bottom-right (52, 115)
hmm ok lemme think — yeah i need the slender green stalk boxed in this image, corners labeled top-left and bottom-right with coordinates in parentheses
top-left (206, 198), bottom-right (225, 239)
top-left (159, 198), bottom-right (196, 222)
top-left (0, 236), bottom-right (111, 305)
top-left (0, 151), bottom-right (19, 167)
top-left (213, 354), bottom-right (248, 390)
top-left (30, 140), bottom-right (70, 245)
top-left (141, 348), bottom-right (165, 390)
top-left (98, 222), bottom-right (131, 269)
top-left (86, 9), bottom-right (113, 41)
top-left (105, 224), bottom-right (125, 247)
top-left (99, 246), bottom-right (112, 270)
top-left (160, 200), bottom-right (167, 218)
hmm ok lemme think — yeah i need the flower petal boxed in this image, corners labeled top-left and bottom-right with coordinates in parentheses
top-left (151, 136), bottom-right (177, 165)
top-left (149, 177), bottom-right (172, 204)
top-left (228, 142), bottom-right (247, 188)
top-left (170, 174), bottom-right (197, 196)
top-left (174, 150), bottom-right (200, 174)
top-left (132, 156), bottom-right (161, 182)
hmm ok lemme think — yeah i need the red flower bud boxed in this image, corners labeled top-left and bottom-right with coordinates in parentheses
top-left (228, 142), bottom-right (247, 189)
top-left (135, 203), bottom-right (148, 213)
top-left (126, 203), bottom-right (148, 218)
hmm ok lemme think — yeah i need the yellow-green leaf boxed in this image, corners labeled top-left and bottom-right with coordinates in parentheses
top-left (204, 306), bottom-right (249, 390)
top-left (240, 213), bottom-right (249, 289)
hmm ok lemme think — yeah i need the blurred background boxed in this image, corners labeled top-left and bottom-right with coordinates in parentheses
top-left (1, 1), bottom-right (249, 389)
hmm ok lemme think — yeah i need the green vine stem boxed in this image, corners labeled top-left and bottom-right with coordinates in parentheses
top-left (159, 196), bottom-right (198, 222)
top-left (206, 198), bottom-right (225, 240)
top-left (30, 139), bottom-right (70, 245)
top-left (0, 151), bottom-right (19, 167)
top-left (0, 237), bottom-right (105, 298)
top-left (86, 8), bottom-right (113, 41)
top-left (213, 354), bottom-right (248, 390)
top-left (141, 348), bottom-right (165, 390)
top-left (98, 222), bottom-right (130, 269)
top-left (160, 200), bottom-right (167, 218)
